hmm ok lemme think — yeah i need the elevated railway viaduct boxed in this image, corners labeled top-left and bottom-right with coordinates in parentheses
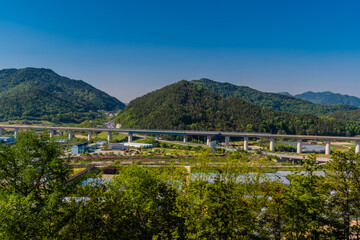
top-left (0, 124), bottom-right (359, 155)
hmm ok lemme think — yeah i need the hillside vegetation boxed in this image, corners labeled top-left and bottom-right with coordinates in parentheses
top-left (327, 109), bottom-right (360, 122)
top-left (192, 79), bottom-right (357, 115)
top-left (295, 91), bottom-right (360, 107)
top-left (116, 80), bottom-right (351, 136)
top-left (0, 68), bottom-right (125, 123)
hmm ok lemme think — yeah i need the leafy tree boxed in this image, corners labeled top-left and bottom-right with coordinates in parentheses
top-left (56, 186), bottom-right (110, 239)
top-left (65, 165), bottom-right (185, 239)
top-left (323, 151), bottom-right (360, 239)
top-left (0, 129), bottom-right (72, 238)
top-left (0, 130), bottom-right (71, 197)
top-left (284, 155), bottom-right (327, 239)
top-left (256, 180), bottom-right (288, 240)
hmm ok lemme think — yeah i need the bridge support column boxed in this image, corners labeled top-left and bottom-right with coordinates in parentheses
top-left (14, 128), bottom-right (18, 138)
top-left (183, 135), bottom-right (188, 143)
top-left (108, 132), bottom-right (112, 142)
top-left (87, 131), bottom-right (92, 142)
top-left (355, 141), bottom-right (360, 154)
top-left (269, 138), bottom-right (275, 151)
top-left (128, 133), bottom-right (133, 142)
top-left (244, 137), bottom-right (249, 151)
top-left (68, 130), bottom-right (73, 141)
top-left (206, 135), bottom-right (211, 147)
top-left (155, 135), bottom-right (159, 140)
top-left (297, 139), bottom-right (302, 154)
top-left (325, 140), bottom-right (331, 155)
top-left (49, 129), bottom-right (54, 138)
top-left (225, 136), bottom-right (230, 148)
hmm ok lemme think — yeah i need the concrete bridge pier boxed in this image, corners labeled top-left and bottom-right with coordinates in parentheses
top-left (108, 132), bottom-right (112, 142)
top-left (128, 133), bottom-right (133, 142)
top-left (50, 129), bottom-right (54, 138)
top-left (68, 130), bottom-right (73, 141)
top-left (225, 136), bottom-right (230, 148)
top-left (355, 141), bottom-right (360, 154)
top-left (244, 137), bottom-right (249, 151)
top-left (183, 135), bottom-right (188, 143)
top-left (14, 128), bottom-right (18, 138)
top-left (269, 138), bottom-right (275, 151)
top-left (325, 140), bottom-right (331, 155)
top-left (297, 139), bottom-right (302, 154)
top-left (206, 135), bottom-right (211, 147)
top-left (87, 131), bottom-right (92, 141)
top-left (155, 135), bottom-right (159, 140)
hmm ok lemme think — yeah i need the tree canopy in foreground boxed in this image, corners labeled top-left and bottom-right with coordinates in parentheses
top-left (2, 130), bottom-right (360, 239)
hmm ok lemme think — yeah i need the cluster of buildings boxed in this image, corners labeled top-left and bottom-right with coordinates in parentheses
top-left (71, 141), bottom-right (153, 154)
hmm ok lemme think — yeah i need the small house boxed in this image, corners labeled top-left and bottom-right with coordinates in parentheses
top-left (72, 143), bottom-right (88, 154)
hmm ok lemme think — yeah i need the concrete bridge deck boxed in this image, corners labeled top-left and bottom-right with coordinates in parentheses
top-left (1, 124), bottom-right (360, 140)
top-left (0, 124), bottom-right (359, 154)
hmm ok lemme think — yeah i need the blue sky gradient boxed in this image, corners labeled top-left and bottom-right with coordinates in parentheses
top-left (1, 0), bottom-right (360, 102)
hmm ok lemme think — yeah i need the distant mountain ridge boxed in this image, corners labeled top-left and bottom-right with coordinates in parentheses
top-left (295, 91), bottom-right (360, 108)
top-left (192, 79), bottom-right (357, 115)
top-left (0, 68), bottom-right (125, 123)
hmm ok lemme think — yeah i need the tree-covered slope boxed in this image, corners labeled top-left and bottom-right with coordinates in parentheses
top-left (295, 91), bottom-right (360, 108)
top-left (327, 109), bottom-right (360, 122)
top-left (0, 68), bottom-right (125, 123)
top-left (192, 79), bottom-right (357, 115)
top-left (116, 80), bottom-right (349, 136)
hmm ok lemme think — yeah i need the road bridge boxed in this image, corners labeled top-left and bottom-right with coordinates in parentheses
top-left (0, 124), bottom-right (359, 155)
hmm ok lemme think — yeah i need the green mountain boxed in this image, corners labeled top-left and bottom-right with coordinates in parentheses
top-left (0, 68), bottom-right (125, 123)
top-left (192, 79), bottom-right (357, 115)
top-left (295, 91), bottom-right (360, 108)
top-left (116, 80), bottom-right (349, 136)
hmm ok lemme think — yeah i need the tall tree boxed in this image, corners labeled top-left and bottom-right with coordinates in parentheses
top-left (0, 130), bottom-right (71, 238)
top-left (284, 155), bottom-right (326, 239)
top-left (323, 151), bottom-right (360, 239)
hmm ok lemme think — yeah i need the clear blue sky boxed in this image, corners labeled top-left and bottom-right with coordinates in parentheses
top-left (1, 0), bottom-right (360, 102)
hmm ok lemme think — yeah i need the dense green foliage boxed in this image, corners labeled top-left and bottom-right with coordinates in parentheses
top-left (0, 68), bottom-right (125, 123)
top-left (296, 91), bottom-right (360, 107)
top-left (2, 131), bottom-right (360, 239)
top-left (116, 80), bottom-right (353, 136)
top-left (327, 108), bottom-right (360, 121)
top-left (0, 130), bottom-right (72, 239)
top-left (326, 109), bottom-right (360, 135)
top-left (193, 78), bottom-right (357, 114)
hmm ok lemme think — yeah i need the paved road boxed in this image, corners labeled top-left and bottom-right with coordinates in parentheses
top-left (104, 119), bottom-right (115, 128)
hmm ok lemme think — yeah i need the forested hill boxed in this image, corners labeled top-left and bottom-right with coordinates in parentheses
top-left (295, 91), bottom-right (360, 107)
top-left (0, 68), bottom-right (125, 123)
top-left (116, 80), bottom-right (350, 136)
top-left (192, 79), bottom-right (357, 115)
